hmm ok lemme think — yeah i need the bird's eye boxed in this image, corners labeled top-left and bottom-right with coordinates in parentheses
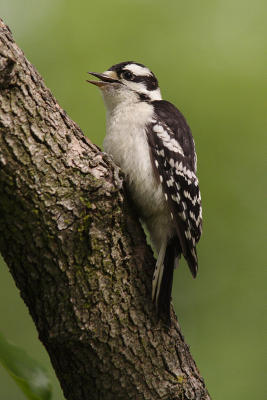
top-left (122, 70), bottom-right (134, 80)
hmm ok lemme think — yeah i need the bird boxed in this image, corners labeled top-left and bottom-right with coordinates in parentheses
top-left (87, 61), bottom-right (202, 319)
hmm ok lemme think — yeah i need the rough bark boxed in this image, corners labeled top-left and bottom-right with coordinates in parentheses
top-left (0, 19), bottom-right (210, 400)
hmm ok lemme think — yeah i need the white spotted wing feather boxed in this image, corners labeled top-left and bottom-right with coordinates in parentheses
top-left (147, 100), bottom-right (202, 277)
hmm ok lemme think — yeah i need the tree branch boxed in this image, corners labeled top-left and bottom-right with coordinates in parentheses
top-left (0, 19), bottom-right (210, 400)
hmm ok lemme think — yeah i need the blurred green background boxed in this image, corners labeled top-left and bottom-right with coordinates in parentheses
top-left (0, 0), bottom-right (266, 399)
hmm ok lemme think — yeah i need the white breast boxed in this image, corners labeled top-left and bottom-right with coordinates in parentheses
top-left (103, 101), bottom-right (165, 219)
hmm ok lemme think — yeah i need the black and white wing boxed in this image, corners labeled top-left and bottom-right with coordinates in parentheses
top-left (147, 100), bottom-right (202, 277)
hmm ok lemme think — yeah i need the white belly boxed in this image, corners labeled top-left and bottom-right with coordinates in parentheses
top-left (103, 102), bottom-right (166, 220)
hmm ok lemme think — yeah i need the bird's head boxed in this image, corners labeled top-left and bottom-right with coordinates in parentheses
top-left (87, 61), bottom-right (162, 110)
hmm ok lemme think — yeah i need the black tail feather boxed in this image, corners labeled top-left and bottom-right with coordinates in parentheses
top-left (157, 238), bottom-right (180, 322)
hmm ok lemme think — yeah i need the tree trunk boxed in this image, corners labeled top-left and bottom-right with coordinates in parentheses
top-left (0, 19), bottom-right (210, 400)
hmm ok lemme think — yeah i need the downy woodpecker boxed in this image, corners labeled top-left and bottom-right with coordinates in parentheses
top-left (88, 61), bottom-right (202, 318)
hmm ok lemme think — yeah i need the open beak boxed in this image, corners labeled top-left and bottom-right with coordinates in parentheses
top-left (87, 72), bottom-right (120, 87)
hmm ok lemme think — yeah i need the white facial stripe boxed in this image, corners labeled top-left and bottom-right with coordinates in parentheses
top-left (124, 64), bottom-right (152, 77)
top-left (149, 88), bottom-right (162, 100)
top-left (126, 81), bottom-right (146, 92)
top-left (125, 81), bottom-right (162, 100)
